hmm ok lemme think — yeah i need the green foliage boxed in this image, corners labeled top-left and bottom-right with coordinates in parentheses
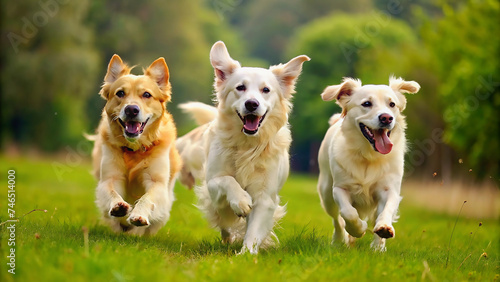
top-left (1, 0), bottom-right (498, 179)
top-left (0, 156), bottom-right (498, 281)
top-left (225, 0), bottom-right (375, 63)
top-left (1, 0), bottom-right (99, 150)
top-left (286, 13), bottom-right (417, 170)
top-left (84, 0), bottom-right (247, 135)
top-left (418, 0), bottom-right (500, 178)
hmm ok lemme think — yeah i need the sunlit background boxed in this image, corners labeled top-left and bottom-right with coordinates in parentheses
top-left (1, 0), bottom-right (498, 217)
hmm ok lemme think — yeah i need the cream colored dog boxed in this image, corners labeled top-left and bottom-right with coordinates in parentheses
top-left (177, 41), bottom-right (309, 254)
top-left (317, 77), bottom-right (420, 251)
top-left (91, 55), bottom-right (181, 236)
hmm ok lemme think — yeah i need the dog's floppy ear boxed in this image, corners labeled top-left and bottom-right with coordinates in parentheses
top-left (389, 76), bottom-right (420, 111)
top-left (210, 41), bottom-right (241, 87)
top-left (271, 55), bottom-right (310, 98)
top-left (390, 76), bottom-right (420, 94)
top-left (145, 57), bottom-right (171, 102)
top-left (99, 54), bottom-right (131, 100)
top-left (321, 78), bottom-right (361, 112)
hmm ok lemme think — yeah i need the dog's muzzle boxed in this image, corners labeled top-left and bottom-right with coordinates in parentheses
top-left (118, 105), bottom-right (149, 138)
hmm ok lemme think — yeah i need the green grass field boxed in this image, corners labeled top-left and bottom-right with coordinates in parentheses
top-left (0, 155), bottom-right (498, 281)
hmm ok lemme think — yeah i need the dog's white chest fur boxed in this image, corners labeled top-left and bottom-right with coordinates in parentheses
top-left (317, 76), bottom-right (420, 251)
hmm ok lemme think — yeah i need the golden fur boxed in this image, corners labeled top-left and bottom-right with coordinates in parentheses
top-left (91, 54), bottom-right (181, 236)
top-left (317, 77), bottom-right (420, 251)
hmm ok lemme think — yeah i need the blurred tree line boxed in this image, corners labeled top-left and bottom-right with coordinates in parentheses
top-left (0, 0), bottom-right (498, 180)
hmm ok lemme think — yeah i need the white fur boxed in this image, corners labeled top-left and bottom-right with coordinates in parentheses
top-left (178, 41), bottom-right (309, 254)
top-left (317, 77), bottom-right (419, 251)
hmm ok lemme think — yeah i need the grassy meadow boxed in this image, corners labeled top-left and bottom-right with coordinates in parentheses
top-left (0, 155), bottom-right (498, 281)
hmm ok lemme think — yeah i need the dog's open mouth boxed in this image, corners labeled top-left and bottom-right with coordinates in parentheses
top-left (359, 123), bottom-right (393, 154)
top-left (237, 111), bottom-right (267, 135)
top-left (118, 118), bottom-right (149, 138)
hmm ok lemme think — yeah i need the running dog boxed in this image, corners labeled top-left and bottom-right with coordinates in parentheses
top-left (91, 54), bottom-right (181, 235)
top-left (317, 77), bottom-right (420, 251)
top-left (177, 41), bottom-right (309, 254)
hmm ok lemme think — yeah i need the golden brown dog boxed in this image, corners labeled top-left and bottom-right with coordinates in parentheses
top-left (91, 54), bottom-right (181, 235)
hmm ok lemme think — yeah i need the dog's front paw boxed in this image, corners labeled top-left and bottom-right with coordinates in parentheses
top-left (374, 224), bottom-right (395, 239)
top-left (109, 202), bottom-right (131, 217)
top-left (230, 191), bottom-right (253, 217)
top-left (128, 215), bottom-right (150, 227)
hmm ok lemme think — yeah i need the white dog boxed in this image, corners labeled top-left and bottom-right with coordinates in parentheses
top-left (317, 77), bottom-right (420, 251)
top-left (177, 41), bottom-right (309, 254)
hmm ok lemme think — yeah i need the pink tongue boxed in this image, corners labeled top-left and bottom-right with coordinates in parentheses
top-left (243, 115), bottom-right (259, 131)
top-left (125, 122), bottom-right (141, 134)
top-left (373, 129), bottom-right (393, 154)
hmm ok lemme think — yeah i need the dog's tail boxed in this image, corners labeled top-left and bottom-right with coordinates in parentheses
top-left (83, 132), bottom-right (97, 142)
top-left (178, 102), bottom-right (218, 126)
top-left (328, 113), bottom-right (342, 126)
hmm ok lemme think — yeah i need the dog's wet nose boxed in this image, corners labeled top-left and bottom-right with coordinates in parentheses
top-left (245, 99), bottom-right (259, 112)
top-left (125, 105), bottom-right (140, 118)
top-left (379, 113), bottom-right (393, 125)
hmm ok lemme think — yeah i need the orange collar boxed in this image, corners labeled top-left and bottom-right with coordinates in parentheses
top-left (121, 141), bottom-right (159, 153)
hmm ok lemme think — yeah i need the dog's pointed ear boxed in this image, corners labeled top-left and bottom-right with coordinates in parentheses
top-left (99, 54), bottom-right (131, 100)
top-left (146, 57), bottom-right (171, 102)
top-left (271, 55), bottom-right (310, 98)
top-left (104, 54), bottom-right (130, 84)
top-left (389, 76), bottom-right (420, 111)
top-left (321, 78), bottom-right (361, 111)
top-left (210, 41), bottom-right (241, 86)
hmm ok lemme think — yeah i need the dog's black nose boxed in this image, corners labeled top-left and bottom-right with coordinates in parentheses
top-left (245, 99), bottom-right (259, 112)
top-left (125, 105), bottom-right (140, 118)
top-left (379, 113), bottom-right (393, 125)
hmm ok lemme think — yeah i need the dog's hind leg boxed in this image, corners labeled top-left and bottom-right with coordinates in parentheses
top-left (317, 171), bottom-right (348, 244)
top-left (317, 169), bottom-right (335, 218)
top-left (332, 187), bottom-right (367, 238)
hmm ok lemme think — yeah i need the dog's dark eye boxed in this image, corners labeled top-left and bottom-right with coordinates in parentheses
top-left (362, 101), bottom-right (372, 107)
top-left (262, 87), bottom-right (270, 94)
top-left (116, 90), bottom-right (125, 98)
top-left (143, 92), bottom-right (152, 98)
top-left (389, 102), bottom-right (396, 108)
top-left (236, 85), bottom-right (246, 91)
